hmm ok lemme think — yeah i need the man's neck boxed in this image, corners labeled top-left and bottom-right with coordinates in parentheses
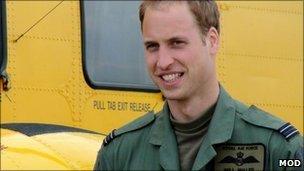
top-left (168, 83), bottom-right (220, 123)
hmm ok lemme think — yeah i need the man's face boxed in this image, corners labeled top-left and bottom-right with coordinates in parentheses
top-left (142, 2), bottom-right (218, 100)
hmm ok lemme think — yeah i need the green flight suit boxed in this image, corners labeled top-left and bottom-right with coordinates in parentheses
top-left (94, 87), bottom-right (303, 170)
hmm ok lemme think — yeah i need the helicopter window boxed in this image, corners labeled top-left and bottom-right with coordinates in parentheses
top-left (82, 1), bottom-right (158, 91)
top-left (0, 1), bottom-right (7, 74)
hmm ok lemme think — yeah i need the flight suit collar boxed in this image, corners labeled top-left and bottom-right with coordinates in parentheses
top-left (149, 86), bottom-right (236, 170)
top-left (149, 102), bottom-right (180, 170)
top-left (192, 86), bottom-right (235, 170)
top-left (204, 86), bottom-right (235, 144)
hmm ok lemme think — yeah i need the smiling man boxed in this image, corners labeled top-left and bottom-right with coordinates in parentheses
top-left (94, 1), bottom-right (303, 170)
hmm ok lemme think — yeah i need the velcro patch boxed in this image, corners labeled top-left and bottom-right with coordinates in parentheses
top-left (215, 144), bottom-right (265, 171)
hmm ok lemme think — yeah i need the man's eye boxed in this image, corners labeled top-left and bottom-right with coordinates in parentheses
top-left (146, 44), bottom-right (159, 52)
top-left (172, 41), bottom-right (186, 47)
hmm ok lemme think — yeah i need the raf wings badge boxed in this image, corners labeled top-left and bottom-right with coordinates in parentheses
top-left (220, 151), bottom-right (259, 166)
top-left (215, 144), bottom-right (265, 171)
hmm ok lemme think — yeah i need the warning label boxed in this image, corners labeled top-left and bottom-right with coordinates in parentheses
top-left (93, 100), bottom-right (151, 113)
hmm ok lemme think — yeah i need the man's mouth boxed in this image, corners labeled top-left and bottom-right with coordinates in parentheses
top-left (161, 73), bottom-right (184, 82)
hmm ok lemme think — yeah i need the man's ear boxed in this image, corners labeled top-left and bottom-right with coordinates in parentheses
top-left (207, 27), bottom-right (219, 56)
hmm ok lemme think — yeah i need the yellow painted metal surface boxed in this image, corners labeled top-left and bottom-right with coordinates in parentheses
top-left (217, 1), bottom-right (303, 132)
top-left (1, 1), bottom-right (164, 135)
top-left (31, 132), bottom-right (105, 170)
top-left (1, 128), bottom-right (73, 170)
top-left (1, 128), bottom-right (105, 170)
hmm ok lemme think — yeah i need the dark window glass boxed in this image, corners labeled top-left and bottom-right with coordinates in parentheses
top-left (0, 1), bottom-right (3, 70)
top-left (1, 1), bottom-right (7, 74)
top-left (82, 1), bottom-right (157, 91)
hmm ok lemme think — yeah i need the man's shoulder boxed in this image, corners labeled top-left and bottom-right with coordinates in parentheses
top-left (235, 102), bottom-right (285, 130)
top-left (232, 102), bottom-right (303, 170)
top-left (234, 101), bottom-right (301, 141)
top-left (94, 111), bottom-right (160, 170)
top-left (102, 111), bottom-right (157, 147)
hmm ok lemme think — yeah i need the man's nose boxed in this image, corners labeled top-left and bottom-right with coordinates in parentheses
top-left (156, 48), bottom-right (174, 70)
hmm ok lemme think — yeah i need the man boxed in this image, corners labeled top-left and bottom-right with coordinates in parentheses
top-left (94, 1), bottom-right (303, 170)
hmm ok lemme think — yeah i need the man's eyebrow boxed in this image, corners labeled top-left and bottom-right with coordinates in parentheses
top-left (143, 36), bottom-right (187, 46)
top-left (144, 40), bottom-right (157, 46)
top-left (167, 36), bottom-right (187, 42)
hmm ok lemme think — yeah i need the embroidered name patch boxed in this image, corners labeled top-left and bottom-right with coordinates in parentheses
top-left (215, 144), bottom-right (265, 171)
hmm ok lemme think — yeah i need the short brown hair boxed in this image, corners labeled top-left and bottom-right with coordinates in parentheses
top-left (139, 0), bottom-right (220, 37)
